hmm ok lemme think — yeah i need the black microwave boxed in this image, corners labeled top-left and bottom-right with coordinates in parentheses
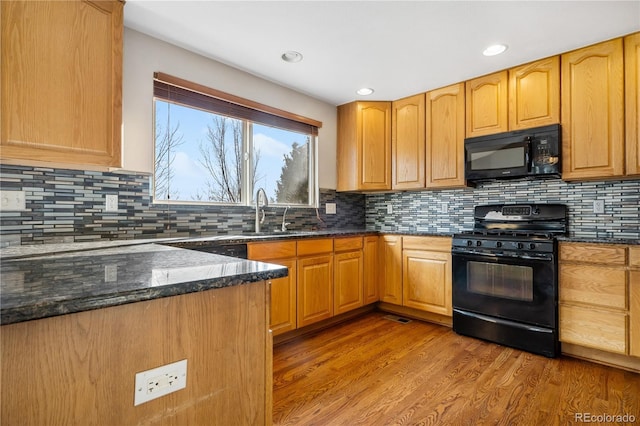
top-left (464, 124), bottom-right (561, 182)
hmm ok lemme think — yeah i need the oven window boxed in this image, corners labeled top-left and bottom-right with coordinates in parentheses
top-left (469, 146), bottom-right (525, 170)
top-left (467, 261), bottom-right (533, 301)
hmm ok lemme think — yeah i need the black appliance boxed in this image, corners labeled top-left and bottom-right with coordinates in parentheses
top-left (465, 124), bottom-right (561, 182)
top-left (452, 203), bottom-right (567, 358)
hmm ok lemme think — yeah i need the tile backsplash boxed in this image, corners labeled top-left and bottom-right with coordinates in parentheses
top-left (1, 164), bottom-right (638, 246)
top-left (366, 178), bottom-right (640, 240)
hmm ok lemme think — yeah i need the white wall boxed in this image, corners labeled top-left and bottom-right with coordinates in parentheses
top-left (122, 28), bottom-right (337, 189)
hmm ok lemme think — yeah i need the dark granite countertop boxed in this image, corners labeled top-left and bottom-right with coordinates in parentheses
top-left (0, 243), bottom-right (287, 325)
top-left (557, 236), bottom-right (640, 245)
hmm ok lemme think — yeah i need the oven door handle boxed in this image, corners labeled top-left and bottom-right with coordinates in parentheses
top-left (452, 248), bottom-right (553, 262)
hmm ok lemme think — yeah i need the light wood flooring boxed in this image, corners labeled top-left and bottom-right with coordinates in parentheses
top-left (273, 312), bottom-right (639, 425)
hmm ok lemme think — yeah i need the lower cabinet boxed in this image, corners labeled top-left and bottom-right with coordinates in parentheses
top-left (363, 236), bottom-right (380, 304)
top-left (334, 237), bottom-right (364, 315)
top-left (297, 239), bottom-right (334, 328)
top-left (380, 235), bottom-right (403, 304)
top-left (559, 242), bottom-right (640, 365)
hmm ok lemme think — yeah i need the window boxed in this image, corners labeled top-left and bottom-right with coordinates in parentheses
top-left (153, 73), bottom-right (320, 206)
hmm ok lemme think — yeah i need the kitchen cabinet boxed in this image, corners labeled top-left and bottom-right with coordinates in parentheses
top-left (392, 94), bottom-right (425, 189)
top-left (465, 71), bottom-right (508, 137)
top-left (561, 38), bottom-right (625, 180)
top-left (508, 56), bottom-right (560, 130)
top-left (337, 101), bottom-right (392, 191)
top-left (559, 243), bottom-right (640, 363)
top-left (380, 235), bottom-right (403, 304)
top-left (297, 239), bottom-right (334, 328)
top-left (363, 235), bottom-right (380, 304)
top-left (1, 0), bottom-right (123, 169)
top-left (402, 236), bottom-right (452, 316)
top-left (425, 83), bottom-right (466, 189)
top-left (626, 32), bottom-right (640, 176)
top-left (248, 241), bottom-right (297, 336)
top-left (334, 237), bottom-right (364, 315)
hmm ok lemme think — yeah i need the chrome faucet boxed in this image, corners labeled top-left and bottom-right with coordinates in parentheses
top-left (255, 188), bottom-right (268, 233)
top-left (281, 206), bottom-right (291, 232)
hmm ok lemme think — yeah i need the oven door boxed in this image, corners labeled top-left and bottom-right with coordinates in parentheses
top-left (451, 249), bottom-right (556, 328)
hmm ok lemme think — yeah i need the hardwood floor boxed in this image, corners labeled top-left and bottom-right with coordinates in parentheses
top-left (273, 312), bottom-right (639, 425)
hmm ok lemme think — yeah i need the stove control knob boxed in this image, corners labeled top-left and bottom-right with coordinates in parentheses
top-left (529, 243), bottom-right (536, 250)
top-left (496, 241), bottom-right (503, 248)
top-left (466, 240), bottom-right (473, 247)
top-left (517, 242), bottom-right (524, 249)
top-left (476, 241), bottom-right (482, 247)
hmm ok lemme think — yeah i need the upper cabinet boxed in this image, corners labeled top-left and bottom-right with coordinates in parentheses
top-left (561, 38), bottom-right (625, 180)
top-left (337, 102), bottom-right (392, 191)
top-left (626, 32), bottom-right (640, 177)
top-left (1, 0), bottom-right (123, 169)
top-left (508, 56), bottom-right (560, 130)
top-left (392, 93), bottom-right (425, 190)
top-left (425, 83), bottom-right (466, 189)
top-left (465, 71), bottom-right (508, 137)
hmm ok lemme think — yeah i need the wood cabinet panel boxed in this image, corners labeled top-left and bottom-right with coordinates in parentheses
top-left (1, 283), bottom-right (270, 425)
top-left (1, 0), bottom-right (123, 169)
top-left (559, 264), bottom-right (627, 309)
top-left (248, 241), bottom-right (296, 260)
top-left (630, 270), bottom-right (640, 357)
top-left (297, 255), bottom-right (333, 328)
top-left (508, 56), bottom-right (560, 130)
top-left (402, 236), bottom-right (452, 252)
top-left (559, 304), bottom-right (627, 354)
top-left (630, 246), bottom-right (640, 267)
top-left (267, 259), bottom-right (297, 336)
top-left (560, 242), bottom-right (627, 265)
top-left (334, 236), bottom-right (363, 252)
top-left (297, 238), bottom-right (333, 256)
top-left (626, 32), bottom-right (640, 176)
top-left (402, 249), bottom-right (452, 316)
top-left (561, 38), bottom-right (625, 180)
top-left (363, 236), bottom-right (379, 305)
top-left (392, 94), bottom-right (425, 189)
top-left (465, 71), bottom-right (508, 137)
top-left (334, 251), bottom-right (364, 315)
top-left (380, 235), bottom-right (403, 305)
top-left (337, 101), bottom-right (392, 191)
top-left (425, 83), bottom-right (466, 188)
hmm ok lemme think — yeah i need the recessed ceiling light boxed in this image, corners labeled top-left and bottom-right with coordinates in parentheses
top-left (281, 51), bottom-right (303, 63)
top-left (356, 88), bottom-right (374, 96)
top-left (483, 44), bottom-right (508, 56)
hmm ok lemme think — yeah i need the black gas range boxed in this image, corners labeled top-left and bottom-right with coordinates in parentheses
top-left (451, 204), bottom-right (567, 358)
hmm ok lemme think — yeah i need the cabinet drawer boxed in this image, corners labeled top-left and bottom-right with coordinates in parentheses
top-left (334, 236), bottom-right (363, 252)
top-left (248, 241), bottom-right (296, 260)
top-left (559, 264), bottom-right (627, 309)
top-left (402, 236), bottom-right (452, 252)
top-left (630, 246), bottom-right (640, 268)
top-left (297, 238), bottom-right (333, 256)
top-left (559, 304), bottom-right (627, 354)
top-left (560, 243), bottom-right (627, 265)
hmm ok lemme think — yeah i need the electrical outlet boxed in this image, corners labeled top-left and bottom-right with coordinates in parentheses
top-left (105, 194), bottom-right (118, 212)
top-left (134, 359), bottom-right (187, 406)
top-left (104, 265), bottom-right (118, 282)
top-left (325, 202), bottom-right (336, 215)
top-left (593, 200), bottom-right (605, 214)
top-left (0, 190), bottom-right (26, 211)
top-left (439, 202), bottom-right (448, 214)
top-left (386, 204), bottom-right (393, 214)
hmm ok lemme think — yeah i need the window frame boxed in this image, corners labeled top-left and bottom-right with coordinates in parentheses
top-left (152, 72), bottom-right (321, 208)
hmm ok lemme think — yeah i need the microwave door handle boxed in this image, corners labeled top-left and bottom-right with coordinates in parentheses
top-left (525, 137), bottom-right (532, 171)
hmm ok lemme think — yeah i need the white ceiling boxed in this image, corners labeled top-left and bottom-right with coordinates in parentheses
top-left (124, 1), bottom-right (640, 106)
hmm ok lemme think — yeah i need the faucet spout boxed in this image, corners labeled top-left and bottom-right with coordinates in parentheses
top-left (255, 188), bottom-right (268, 233)
top-left (281, 206), bottom-right (291, 232)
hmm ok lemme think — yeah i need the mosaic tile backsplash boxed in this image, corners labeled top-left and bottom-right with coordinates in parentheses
top-left (1, 164), bottom-right (638, 246)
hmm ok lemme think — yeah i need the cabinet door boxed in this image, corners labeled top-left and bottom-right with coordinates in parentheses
top-left (1, 0), bottom-right (123, 168)
top-left (561, 38), bottom-right (625, 180)
top-left (402, 250), bottom-right (452, 316)
top-left (334, 250), bottom-right (364, 315)
top-left (425, 83), bottom-right (466, 189)
top-left (380, 236), bottom-right (403, 304)
top-left (363, 236), bottom-right (379, 304)
top-left (631, 270), bottom-right (640, 358)
top-left (337, 102), bottom-right (391, 191)
top-left (465, 71), bottom-right (508, 137)
top-left (297, 255), bottom-right (333, 327)
top-left (268, 259), bottom-right (297, 336)
top-left (626, 32), bottom-right (640, 176)
top-left (508, 56), bottom-right (560, 130)
top-left (559, 304), bottom-right (627, 354)
top-left (392, 94), bottom-right (425, 189)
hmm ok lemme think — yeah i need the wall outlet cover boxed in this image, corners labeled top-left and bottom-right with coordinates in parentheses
top-left (134, 359), bottom-right (187, 406)
top-left (593, 200), bottom-right (605, 214)
top-left (105, 194), bottom-right (118, 212)
top-left (326, 202), bottom-right (336, 214)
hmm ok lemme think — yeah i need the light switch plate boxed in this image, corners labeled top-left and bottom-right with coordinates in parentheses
top-left (325, 202), bottom-right (336, 214)
top-left (0, 190), bottom-right (26, 211)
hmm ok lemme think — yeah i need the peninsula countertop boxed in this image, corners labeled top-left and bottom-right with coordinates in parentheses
top-left (0, 242), bottom-right (287, 325)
